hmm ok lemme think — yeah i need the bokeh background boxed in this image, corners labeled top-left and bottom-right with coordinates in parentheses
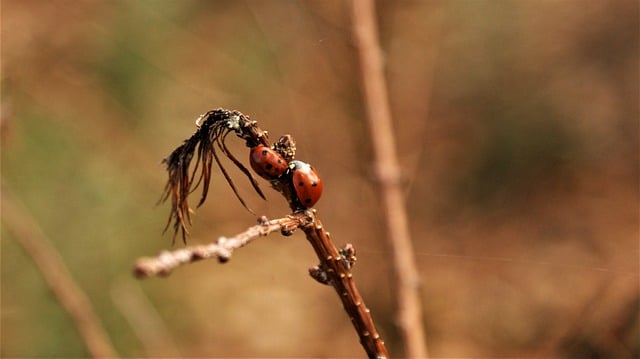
top-left (2, 1), bottom-right (638, 357)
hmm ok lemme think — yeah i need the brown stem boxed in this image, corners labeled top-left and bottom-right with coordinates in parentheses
top-left (134, 213), bottom-right (311, 278)
top-left (301, 211), bottom-right (389, 359)
top-left (1, 186), bottom-right (118, 358)
top-left (145, 109), bottom-right (390, 358)
top-left (110, 279), bottom-right (181, 358)
top-left (351, 1), bottom-right (428, 357)
top-left (136, 209), bottom-right (389, 358)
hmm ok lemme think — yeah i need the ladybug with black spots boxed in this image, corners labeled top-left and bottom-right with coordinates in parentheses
top-left (290, 160), bottom-right (323, 208)
top-left (249, 145), bottom-right (288, 180)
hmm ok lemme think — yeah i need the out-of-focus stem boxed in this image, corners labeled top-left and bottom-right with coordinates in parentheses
top-left (1, 186), bottom-right (118, 358)
top-left (351, 1), bottom-right (428, 357)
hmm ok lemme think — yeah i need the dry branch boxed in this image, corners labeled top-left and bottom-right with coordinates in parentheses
top-left (135, 209), bottom-right (389, 358)
top-left (351, 0), bottom-right (429, 357)
top-left (136, 108), bottom-right (389, 358)
top-left (1, 186), bottom-right (118, 359)
top-left (301, 214), bottom-right (388, 358)
top-left (134, 213), bottom-right (311, 278)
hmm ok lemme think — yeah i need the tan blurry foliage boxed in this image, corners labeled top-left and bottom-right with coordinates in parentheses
top-left (1, 1), bottom-right (638, 358)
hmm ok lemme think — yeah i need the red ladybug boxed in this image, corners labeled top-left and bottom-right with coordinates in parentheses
top-left (290, 160), bottom-right (323, 208)
top-left (249, 145), bottom-right (288, 180)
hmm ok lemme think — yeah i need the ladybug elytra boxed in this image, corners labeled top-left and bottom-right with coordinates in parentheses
top-left (290, 160), bottom-right (323, 208)
top-left (249, 145), bottom-right (288, 180)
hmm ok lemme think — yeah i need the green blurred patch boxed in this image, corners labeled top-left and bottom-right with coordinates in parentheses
top-left (96, 42), bottom-right (150, 115)
top-left (93, 2), bottom-right (178, 121)
top-left (221, 28), bottom-right (280, 98)
top-left (458, 99), bottom-right (582, 207)
top-left (2, 107), bottom-right (165, 357)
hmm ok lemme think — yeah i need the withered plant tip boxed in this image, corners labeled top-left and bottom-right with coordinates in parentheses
top-left (149, 108), bottom-right (389, 358)
top-left (159, 109), bottom-right (268, 243)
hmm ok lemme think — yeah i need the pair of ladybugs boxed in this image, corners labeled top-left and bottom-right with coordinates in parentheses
top-left (249, 145), bottom-right (323, 208)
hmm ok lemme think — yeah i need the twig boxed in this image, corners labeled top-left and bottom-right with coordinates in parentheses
top-left (134, 213), bottom-right (311, 278)
top-left (301, 213), bottom-right (389, 358)
top-left (139, 109), bottom-right (389, 358)
top-left (351, 1), bottom-right (429, 357)
top-left (1, 185), bottom-right (118, 358)
top-left (137, 209), bottom-right (389, 358)
top-left (110, 279), bottom-right (181, 357)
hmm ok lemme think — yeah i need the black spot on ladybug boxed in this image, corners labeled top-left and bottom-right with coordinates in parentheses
top-left (265, 164), bottom-right (273, 170)
top-left (298, 182), bottom-right (305, 187)
top-left (311, 181), bottom-right (318, 187)
top-left (261, 149), bottom-right (268, 156)
top-left (304, 198), bottom-right (312, 204)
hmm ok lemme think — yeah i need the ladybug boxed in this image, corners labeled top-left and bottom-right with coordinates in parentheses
top-left (249, 145), bottom-right (288, 180)
top-left (290, 160), bottom-right (323, 208)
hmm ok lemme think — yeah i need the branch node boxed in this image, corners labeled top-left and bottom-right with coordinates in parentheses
top-left (309, 265), bottom-right (332, 285)
top-left (339, 243), bottom-right (357, 270)
top-left (217, 250), bottom-right (231, 263)
top-left (281, 228), bottom-right (295, 236)
top-left (191, 247), bottom-right (208, 260)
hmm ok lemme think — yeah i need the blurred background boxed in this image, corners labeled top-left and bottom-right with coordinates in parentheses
top-left (2, 0), bottom-right (638, 357)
